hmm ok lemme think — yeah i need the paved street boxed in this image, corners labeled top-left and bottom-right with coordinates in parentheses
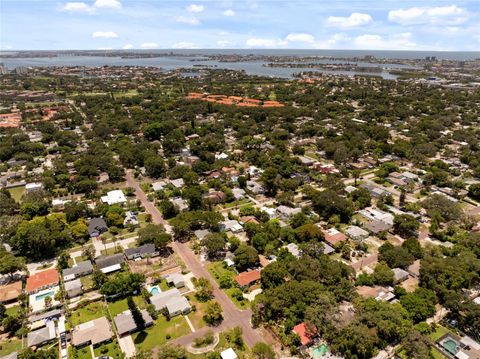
top-left (125, 170), bottom-right (265, 348)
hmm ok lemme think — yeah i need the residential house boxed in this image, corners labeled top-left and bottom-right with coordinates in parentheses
top-left (240, 216), bottom-right (259, 225)
top-left (27, 321), bottom-right (56, 348)
top-left (364, 220), bottom-right (393, 234)
top-left (285, 243), bottom-right (300, 258)
top-left (232, 188), bottom-right (246, 200)
top-left (292, 322), bottom-right (316, 347)
top-left (88, 218), bottom-right (108, 238)
top-left (323, 228), bottom-right (346, 246)
top-left (114, 310), bottom-right (153, 336)
top-left (220, 348), bottom-right (238, 359)
top-left (345, 226), bottom-right (369, 242)
top-left (62, 260), bottom-right (93, 282)
top-left (194, 229), bottom-right (211, 241)
top-left (150, 288), bottom-right (191, 316)
top-left (322, 242), bottom-right (335, 255)
top-left (203, 190), bottom-right (226, 204)
top-left (25, 182), bottom-right (43, 193)
top-left (171, 197), bottom-right (188, 211)
top-left (170, 178), bottom-right (184, 189)
top-left (101, 190), bottom-right (127, 205)
top-left (276, 205), bottom-right (302, 220)
top-left (392, 268), bottom-right (409, 284)
top-left (71, 317), bottom-right (113, 347)
top-left (124, 211), bottom-right (139, 227)
top-left (124, 243), bottom-right (159, 261)
top-left (95, 254), bottom-right (125, 274)
top-left (246, 180), bottom-right (264, 195)
top-left (261, 207), bottom-right (276, 219)
top-left (64, 279), bottom-right (82, 298)
top-left (0, 281), bottom-right (22, 303)
top-left (220, 220), bottom-right (243, 233)
top-left (26, 268), bottom-right (59, 294)
top-left (359, 207), bottom-right (394, 225)
top-left (152, 180), bottom-right (168, 192)
top-left (234, 270), bottom-right (261, 288)
top-left (165, 273), bottom-right (185, 288)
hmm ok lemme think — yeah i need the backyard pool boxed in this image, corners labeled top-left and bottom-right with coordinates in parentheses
top-left (440, 337), bottom-right (459, 355)
top-left (149, 286), bottom-right (161, 296)
top-left (35, 291), bottom-right (54, 302)
top-left (312, 344), bottom-right (329, 358)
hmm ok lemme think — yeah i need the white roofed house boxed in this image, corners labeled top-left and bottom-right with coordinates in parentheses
top-left (149, 288), bottom-right (191, 317)
top-left (246, 180), bottom-right (265, 194)
top-left (25, 182), bottom-right (43, 193)
top-left (152, 180), bottom-right (168, 192)
top-left (276, 205), bottom-right (302, 221)
top-left (170, 178), bottom-right (184, 189)
top-left (101, 190), bottom-right (127, 205)
top-left (220, 219), bottom-right (243, 233)
top-left (346, 225), bottom-right (369, 242)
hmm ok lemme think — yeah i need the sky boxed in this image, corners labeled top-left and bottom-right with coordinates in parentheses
top-left (1, 0), bottom-right (479, 51)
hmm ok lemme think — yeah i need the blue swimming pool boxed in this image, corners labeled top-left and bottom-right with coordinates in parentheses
top-left (35, 291), bottom-right (54, 302)
top-left (149, 286), bottom-right (160, 295)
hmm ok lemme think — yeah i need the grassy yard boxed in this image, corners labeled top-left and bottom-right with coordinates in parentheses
top-left (7, 186), bottom-right (25, 203)
top-left (5, 305), bottom-right (20, 316)
top-left (94, 339), bottom-right (124, 359)
top-left (132, 315), bottom-right (191, 352)
top-left (207, 262), bottom-right (247, 309)
top-left (107, 296), bottom-right (146, 316)
top-left (186, 296), bottom-right (208, 330)
top-left (429, 325), bottom-right (450, 341)
top-left (101, 246), bottom-right (124, 256)
top-left (221, 198), bottom-right (252, 209)
top-left (0, 337), bottom-right (23, 357)
top-left (69, 345), bottom-right (92, 359)
top-left (70, 300), bottom-right (108, 326)
top-left (80, 275), bottom-right (96, 291)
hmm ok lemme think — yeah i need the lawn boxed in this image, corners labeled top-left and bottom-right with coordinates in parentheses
top-left (429, 325), bottom-right (450, 341)
top-left (101, 246), bottom-right (124, 256)
top-left (132, 315), bottom-right (191, 352)
top-left (207, 262), bottom-right (247, 309)
top-left (5, 305), bottom-right (20, 316)
top-left (186, 330), bottom-right (250, 359)
top-left (207, 262), bottom-right (236, 283)
top-left (70, 300), bottom-right (108, 326)
top-left (69, 345), bottom-right (92, 359)
top-left (0, 337), bottom-right (22, 357)
top-left (80, 275), bottom-right (96, 291)
top-left (107, 296), bottom-right (146, 316)
top-left (94, 339), bottom-right (124, 359)
top-left (7, 186), bottom-right (25, 203)
top-left (187, 296), bottom-right (208, 330)
top-left (221, 198), bottom-right (252, 209)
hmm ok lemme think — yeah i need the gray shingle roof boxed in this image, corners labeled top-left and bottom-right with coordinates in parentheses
top-left (95, 253), bottom-right (124, 269)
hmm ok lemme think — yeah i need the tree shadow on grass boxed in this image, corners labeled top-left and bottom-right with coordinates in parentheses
top-left (134, 331), bottom-right (148, 345)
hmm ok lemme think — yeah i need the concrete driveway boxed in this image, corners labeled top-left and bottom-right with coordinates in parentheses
top-left (118, 335), bottom-right (136, 358)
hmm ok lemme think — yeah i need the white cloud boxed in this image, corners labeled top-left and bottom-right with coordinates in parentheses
top-left (222, 9), bottom-right (235, 17)
top-left (187, 4), bottom-right (204, 13)
top-left (172, 41), bottom-right (198, 49)
top-left (217, 40), bottom-right (234, 48)
top-left (93, 0), bottom-right (121, 9)
top-left (176, 16), bottom-right (200, 25)
top-left (316, 33), bottom-right (351, 49)
top-left (61, 2), bottom-right (94, 13)
top-left (327, 12), bottom-right (373, 28)
top-left (92, 31), bottom-right (118, 39)
top-left (97, 47), bottom-right (113, 50)
top-left (61, 0), bottom-right (121, 13)
top-left (122, 44), bottom-right (133, 49)
top-left (140, 42), bottom-right (158, 49)
top-left (353, 32), bottom-right (417, 50)
top-left (388, 5), bottom-right (468, 25)
top-left (246, 38), bottom-right (288, 48)
top-left (285, 33), bottom-right (315, 44)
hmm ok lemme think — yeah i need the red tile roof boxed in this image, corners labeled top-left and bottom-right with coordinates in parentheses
top-left (235, 270), bottom-right (261, 287)
top-left (292, 322), bottom-right (316, 346)
top-left (26, 268), bottom-right (59, 293)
